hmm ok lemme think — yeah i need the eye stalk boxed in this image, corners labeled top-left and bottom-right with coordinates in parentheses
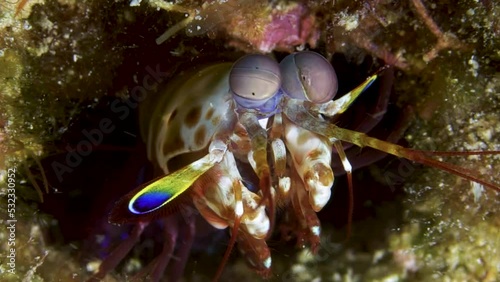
top-left (280, 51), bottom-right (338, 104)
top-left (230, 54), bottom-right (281, 113)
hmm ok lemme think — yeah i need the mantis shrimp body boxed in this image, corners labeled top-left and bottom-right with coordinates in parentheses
top-left (90, 51), bottom-right (500, 281)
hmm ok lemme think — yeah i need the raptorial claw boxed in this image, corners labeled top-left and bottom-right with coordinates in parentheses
top-left (283, 114), bottom-right (334, 212)
top-left (237, 231), bottom-right (272, 278)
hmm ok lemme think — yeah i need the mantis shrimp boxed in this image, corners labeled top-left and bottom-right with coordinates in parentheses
top-left (89, 51), bottom-right (500, 281)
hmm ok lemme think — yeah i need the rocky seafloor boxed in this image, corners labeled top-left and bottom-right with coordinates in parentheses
top-left (0, 0), bottom-right (499, 281)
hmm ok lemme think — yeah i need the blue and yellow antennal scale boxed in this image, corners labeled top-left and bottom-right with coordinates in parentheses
top-left (109, 153), bottom-right (220, 224)
top-left (335, 69), bottom-right (383, 114)
top-left (128, 154), bottom-right (217, 214)
top-left (304, 65), bottom-right (388, 118)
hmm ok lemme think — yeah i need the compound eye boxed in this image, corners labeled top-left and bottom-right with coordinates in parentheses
top-left (230, 54), bottom-right (281, 110)
top-left (280, 51), bottom-right (338, 103)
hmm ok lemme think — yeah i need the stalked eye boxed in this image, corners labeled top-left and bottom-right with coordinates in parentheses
top-left (280, 51), bottom-right (338, 104)
top-left (230, 54), bottom-right (281, 112)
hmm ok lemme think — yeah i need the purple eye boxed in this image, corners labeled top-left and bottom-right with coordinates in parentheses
top-left (230, 54), bottom-right (281, 112)
top-left (280, 51), bottom-right (338, 104)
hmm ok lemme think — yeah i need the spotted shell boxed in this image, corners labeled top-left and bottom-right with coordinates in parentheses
top-left (140, 63), bottom-right (233, 173)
